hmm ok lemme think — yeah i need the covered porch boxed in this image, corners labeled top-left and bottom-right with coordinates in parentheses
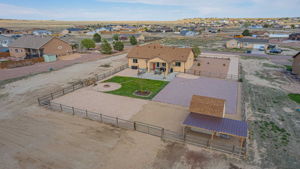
top-left (25, 48), bottom-right (44, 58)
top-left (147, 57), bottom-right (173, 75)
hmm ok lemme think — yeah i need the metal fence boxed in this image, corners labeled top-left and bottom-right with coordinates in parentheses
top-left (38, 64), bottom-right (128, 106)
top-left (185, 69), bottom-right (239, 81)
top-left (37, 63), bottom-right (246, 158)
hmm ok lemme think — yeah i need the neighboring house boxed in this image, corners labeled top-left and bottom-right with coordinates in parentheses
top-left (180, 30), bottom-right (198, 36)
top-left (269, 34), bottom-right (289, 38)
top-left (119, 34), bottom-right (145, 42)
top-left (292, 52), bottom-right (300, 76)
top-left (251, 31), bottom-right (269, 38)
top-left (0, 28), bottom-right (14, 34)
top-left (0, 35), bottom-right (15, 47)
top-left (8, 36), bottom-right (72, 58)
top-left (289, 33), bottom-right (300, 40)
top-left (32, 30), bottom-right (52, 36)
top-left (226, 38), bottom-right (269, 49)
top-left (248, 25), bottom-right (263, 29)
top-left (127, 43), bottom-right (194, 75)
top-left (61, 28), bottom-right (87, 35)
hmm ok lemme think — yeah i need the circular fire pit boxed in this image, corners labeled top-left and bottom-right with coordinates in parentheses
top-left (94, 82), bottom-right (121, 92)
top-left (133, 90), bottom-right (152, 97)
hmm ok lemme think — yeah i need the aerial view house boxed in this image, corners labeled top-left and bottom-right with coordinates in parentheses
top-left (127, 43), bottom-right (194, 74)
top-left (289, 33), bottom-right (300, 40)
top-left (0, 35), bottom-right (15, 47)
top-left (226, 38), bottom-right (269, 49)
top-left (0, 28), bottom-right (14, 34)
top-left (8, 36), bottom-right (72, 58)
top-left (61, 28), bottom-right (87, 35)
top-left (183, 95), bottom-right (247, 147)
top-left (119, 34), bottom-right (145, 42)
top-left (32, 30), bottom-right (52, 36)
top-left (292, 52), bottom-right (300, 77)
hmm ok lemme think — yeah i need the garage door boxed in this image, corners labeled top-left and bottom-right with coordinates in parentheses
top-left (253, 44), bottom-right (264, 49)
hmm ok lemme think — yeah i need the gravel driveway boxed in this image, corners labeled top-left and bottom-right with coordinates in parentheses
top-left (153, 77), bottom-right (238, 114)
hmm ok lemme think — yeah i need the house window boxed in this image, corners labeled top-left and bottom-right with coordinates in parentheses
top-left (175, 62), bottom-right (181, 67)
top-left (156, 62), bottom-right (160, 67)
top-left (162, 63), bottom-right (166, 67)
top-left (133, 59), bottom-right (138, 63)
top-left (15, 49), bottom-right (18, 53)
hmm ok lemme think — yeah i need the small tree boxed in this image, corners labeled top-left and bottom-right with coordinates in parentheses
top-left (113, 41), bottom-right (124, 51)
top-left (242, 29), bottom-right (252, 36)
top-left (291, 24), bottom-right (295, 29)
top-left (81, 39), bottom-right (95, 50)
top-left (113, 34), bottom-right (119, 41)
top-left (101, 39), bottom-right (112, 54)
top-left (93, 33), bottom-right (101, 42)
top-left (192, 46), bottom-right (201, 59)
top-left (130, 35), bottom-right (138, 45)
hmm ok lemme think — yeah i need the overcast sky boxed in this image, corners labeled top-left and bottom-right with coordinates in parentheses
top-left (0, 0), bottom-right (299, 21)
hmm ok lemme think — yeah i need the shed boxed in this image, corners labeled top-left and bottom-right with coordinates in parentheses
top-left (43, 54), bottom-right (57, 62)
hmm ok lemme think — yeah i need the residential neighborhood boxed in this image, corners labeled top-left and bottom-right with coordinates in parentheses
top-left (0, 1), bottom-right (299, 169)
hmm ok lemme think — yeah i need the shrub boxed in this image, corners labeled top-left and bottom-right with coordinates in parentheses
top-left (113, 34), bottom-right (119, 41)
top-left (101, 39), bottom-right (112, 54)
top-left (192, 46), bottom-right (201, 59)
top-left (93, 33), bottom-right (101, 43)
top-left (113, 41), bottom-right (124, 51)
top-left (81, 39), bottom-right (96, 49)
top-left (130, 35), bottom-right (137, 45)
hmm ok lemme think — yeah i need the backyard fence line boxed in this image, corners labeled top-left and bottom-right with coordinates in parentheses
top-left (37, 63), bottom-right (246, 158)
top-left (184, 69), bottom-right (239, 81)
top-left (38, 63), bottom-right (128, 106)
top-left (40, 100), bottom-right (246, 158)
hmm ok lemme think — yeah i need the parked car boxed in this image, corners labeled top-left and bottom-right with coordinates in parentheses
top-left (269, 48), bottom-right (282, 54)
top-left (258, 46), bottom-right (265, 51)
top-left (245, 50), bottom-right (252, 54)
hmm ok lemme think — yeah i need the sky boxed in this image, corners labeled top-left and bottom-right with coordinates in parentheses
top-left (0, 0), bottom-right (299, 21)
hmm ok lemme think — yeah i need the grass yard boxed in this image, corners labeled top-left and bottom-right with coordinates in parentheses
top-left (104, 76), bottom-right (169, 99)
top-left (288, 93), bottom-right (300, 104)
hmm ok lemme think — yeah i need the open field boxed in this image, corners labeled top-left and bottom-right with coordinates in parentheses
top-left (0, 52), bottom-right (259, 169)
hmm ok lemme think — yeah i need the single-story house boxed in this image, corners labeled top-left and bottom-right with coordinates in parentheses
top-left (180, 30), bottom-right (198, 36)
top-left (182, 95), bottom-right (247, 147)
top-left (0, 28), bottom-right (14, 34)
top-left (8, 35), bottom-right (72, 58)
top-left (119, 34), bottom-right (145, 42)
top-left (33, 30), bottom-right (52, 36)
top-left (0, 35), bottom-right (15, 47)
top-left (61, 28), bottom-right (87, 35)
top-left (289, 33), bottom-right (300, 41)
top-left (127, 43), bottom-right (194, 75)
top-left (292, 52), bottom-right (300, 77)
top-left (268, 34), bottom-right (289, 38)
top-left (251, 31), bottom-right (269, 38)
top-left (226, 38), bottom-right (269, 49)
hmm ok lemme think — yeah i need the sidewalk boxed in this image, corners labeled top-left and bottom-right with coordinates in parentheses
top-left (0, 49), bottom-right (129, 81)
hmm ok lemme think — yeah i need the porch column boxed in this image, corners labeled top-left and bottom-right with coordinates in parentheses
top-left (147, 62), bottom-right (151, 72)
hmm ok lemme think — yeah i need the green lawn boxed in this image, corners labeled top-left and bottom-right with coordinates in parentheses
top-left (288, 93), bottom-right (300, 104)
top-left (103, 76), bottom-right (169, 100)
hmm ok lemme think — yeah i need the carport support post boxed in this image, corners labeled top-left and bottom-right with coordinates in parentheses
top-left (60, 104), bottom-right (63, 111)
top-left (38, 98), bottom-right (40, 105)
top-left (133, 122), bottom-right (136, 130)
top-left (85, 109), bottom-right (88, 117)
top-left (100, 114), bottom-right (103, 122)
top-left (50, 93), bottom-right (53, 100)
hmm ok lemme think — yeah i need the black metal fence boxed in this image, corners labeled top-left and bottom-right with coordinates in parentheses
top-left (185, 69), bottom-right (239, 80)
top-left (37, 63), bottom-right (246, 158)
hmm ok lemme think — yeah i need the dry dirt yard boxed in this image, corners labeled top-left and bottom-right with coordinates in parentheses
top-left (240, 56), bottom-right (300, 169)
top-left (0, 53), bottom-right (260, 169)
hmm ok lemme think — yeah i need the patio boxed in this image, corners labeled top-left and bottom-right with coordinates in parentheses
top-left (136, 71), bottom-right (178, 81)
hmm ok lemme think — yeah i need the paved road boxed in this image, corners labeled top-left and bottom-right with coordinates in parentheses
top-left (0, 49), bottom-right (129, 81)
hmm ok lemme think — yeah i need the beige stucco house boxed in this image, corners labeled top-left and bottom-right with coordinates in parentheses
top-left (226, 38), bottom-right (269, 49)
top-left (8, 35), bottom-right (72, 58)
top-left (292, 52), bottom-right (300, 77)
top-left (127, 43), bottom-right (194, 75)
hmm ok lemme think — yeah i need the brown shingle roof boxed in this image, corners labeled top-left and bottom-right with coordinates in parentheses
top-left (127, 43), bottom-right (193, 63)
top-left (8, 35), bottom-right (53, 49)
top-left (189, 95), bottom-right (225, 118)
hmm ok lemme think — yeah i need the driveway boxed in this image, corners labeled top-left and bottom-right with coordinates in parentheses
top-left (153, 77), bottom-right (238, 114)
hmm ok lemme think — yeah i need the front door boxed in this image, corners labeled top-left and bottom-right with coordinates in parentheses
top-left (152, 63), bottom-right (156, 70)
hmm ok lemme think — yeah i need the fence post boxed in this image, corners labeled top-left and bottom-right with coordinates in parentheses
top-left (133, 122), bottom-right (136, 130)
top-left (50, 93), bottom-right (53, 100)
top-left (38, 98), bottom-right (41, 105)
top-left (72, 84), bottom-right (75, 91)
top-left (100, 114), bottom-right (103, 122)
top-left (60, 104), bottom-right (63, 111)
top-left (72, 107), bottom-right (75, 115)
top-left (85, 109), bottom-right (88, 117)
top-left (232, 145), bottom-right (235, 153)
top-left (63, 88), bottom-right (65, 95)
top-left (161, 128), bottom-right (164, 139)
top-left (116, 117), bottom-right (119, 127)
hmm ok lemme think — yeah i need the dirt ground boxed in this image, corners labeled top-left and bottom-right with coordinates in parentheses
top-left (0, 52), bottom-right (261, 169)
